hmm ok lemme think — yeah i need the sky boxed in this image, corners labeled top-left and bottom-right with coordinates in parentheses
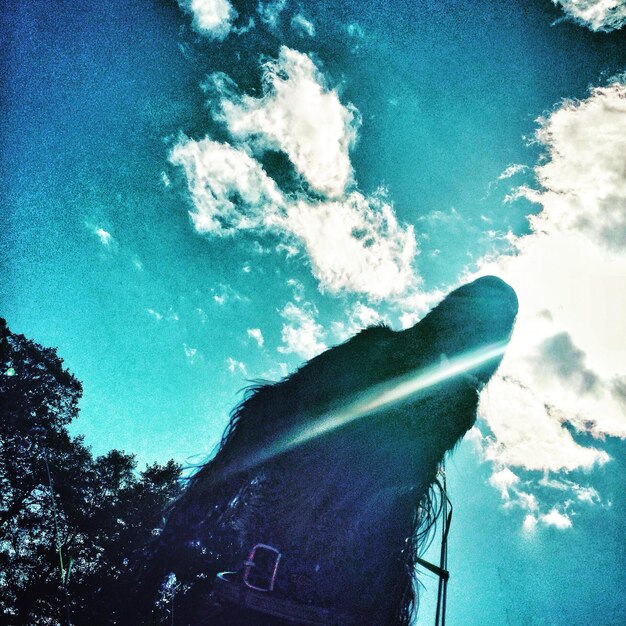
top-left (1, 0), bottom-right (625, 623)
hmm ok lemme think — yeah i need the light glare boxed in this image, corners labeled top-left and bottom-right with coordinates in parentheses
top-left (217, 341), bottom-right (508, 482)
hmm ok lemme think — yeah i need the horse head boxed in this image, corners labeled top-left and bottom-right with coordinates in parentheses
top-left (129, 275), bottom-right (517, 625)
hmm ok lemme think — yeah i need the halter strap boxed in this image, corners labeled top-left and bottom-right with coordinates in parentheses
top-left (213, 571), bottom-right (360, 625)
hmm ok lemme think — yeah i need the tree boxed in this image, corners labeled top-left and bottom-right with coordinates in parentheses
top-left (0, 319), bottom-right (182, 624)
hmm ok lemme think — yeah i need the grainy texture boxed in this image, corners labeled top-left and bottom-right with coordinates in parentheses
top-left (123, 276), bottom-right (518, 625)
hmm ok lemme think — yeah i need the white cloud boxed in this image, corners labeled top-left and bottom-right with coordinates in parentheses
top-left (247, 327), bottom-right (264, 347)
top-left (512, 491), bottom-right (539, 512)
top-left (177, 0), bottom-right (237, 40)
top-left (146, 307), bottom-right (179, 322)
top-left (350, 302), bottom-right (383, 329)
top-left (540, 508), bottom-right (573, 529)
top-left (183, 344), bottom-right (198, 364)
top-left (171, 139), bottom-right (416, 301)
top-left (146, 308), bottom-right (163, 321)
top-left (169, 138), bottom-right (285, 236)
top-left (480, 375), bottom-right (610, 472)
top-left (95, 228), bottom-right (112, 246)
top-left (277, 301), bottom-right (327, 360)
top-left (473, 80), bottom-right (626, 523)
top-left (211, 283), bottom-right (246, 306)
top-left (291, 13), bottom-right (315, 37)
top-left (575, 486), bottom-right (600, 503)
top-left (257, 0), bottom-right (287, 29)
top-left (522, 514), bottom-right (538, 533)
top-left (171, 48), bottom-right (418, 300)
top-left (488, 467), bottom-right (520, 499)
top-left (395, 288), bottom-right (445, 330)
top-left (331, 301), bottom-right (385, 341)
top-left (276, 242), bottom-right (299, 257)
top-left (226, 356), bottom-right (248, 376)
top-left (498, 163), bottom-right (527, 180)
top-left (212, 46), bottom-right (359, 198)
top-left (553, 0), bottom-right (626, 32)
top-left (284, 192), bottom-right (416, 298)
top-left (286, 278), bottom-right (305, 302)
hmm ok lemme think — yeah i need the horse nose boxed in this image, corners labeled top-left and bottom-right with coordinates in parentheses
top-left (473, 275), bottom-right (518, 319)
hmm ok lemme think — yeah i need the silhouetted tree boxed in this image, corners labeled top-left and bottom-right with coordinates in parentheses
top-left (0, 319), bottom-right (182, 624)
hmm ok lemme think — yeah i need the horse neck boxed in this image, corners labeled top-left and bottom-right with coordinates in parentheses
top-left (229, 451), bottom-right (437, 622)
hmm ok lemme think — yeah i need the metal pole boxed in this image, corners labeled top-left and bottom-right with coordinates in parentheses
top-left (434, 465), bottom-right (449, 626)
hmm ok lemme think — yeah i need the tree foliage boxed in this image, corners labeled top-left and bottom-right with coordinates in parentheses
top-left (0, 319), bottom-right (182, 624)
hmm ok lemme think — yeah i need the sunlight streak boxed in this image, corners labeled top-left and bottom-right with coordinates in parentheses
top-left (219, 341), bottom-right (508, 480)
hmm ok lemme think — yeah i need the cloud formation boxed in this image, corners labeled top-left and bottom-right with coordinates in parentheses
top-left (331, 301), bottom-right (384, 341)
top-left (291, 13), bottom-right (316, 37)
top-left (277, 301), bottom-right (327, 359)
top-left (183, 344), bottom-right (198, 364)
top-left (169, 138), bottom-right (284, 235)
top-left (171, 48), bottom-right (418, 300)
top-left (257, 0), bottom-right (287, 30)
top-left (226, 356), bottom-right (247, 376)
top-left (177, 0), bottom-right (237, 40)
top-left (285, 192), bottom-right (416, 297)
top-left (476, 80), bottom-right (626, 523)
top-left (95, 228), bottom-right (112, 246)
top-left (553, 0), bottom-right (626, 32)
top-left (539, 508), bottom-right (572, 529)
top-left (247, 328), bottom-right (265, 347)
top-left (211, 47), bottom-right (359, 198)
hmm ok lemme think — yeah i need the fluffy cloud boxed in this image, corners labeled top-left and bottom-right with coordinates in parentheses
top-left (331, 301), bottom-right (385, 341)
top-left (395, 288), bottom-right (446, 330)
top-left (522, 514), bottom-right (538, 533)
top-left (95, 227), bottom-right (112, 245)
top-left (539, 508), bottom-right (572, 529)
top-left (553, 0), bottom-right (626, 32)
top-left (475, 80), bottom-right (626, 523)
top-left (488, 467), bottom-right (520, 499)
top-left (170, 48), bottom-right (418, 299)
top-left (177, 0), bottom-right (237, 40)
top-left (211, 46), bottom-right (359, 198)
top-left (247, 328), bottom-right (265, 347)
top-left (210, 283), bottom-right (247, 306)
top-left (169, 138), bottom-right (285, 235)
top-left (524, 83), bottom-right (626, 251)
top-left (284, 192), bottom-right (416, 298)
top-left (277, 301), bottom-right (327, 359)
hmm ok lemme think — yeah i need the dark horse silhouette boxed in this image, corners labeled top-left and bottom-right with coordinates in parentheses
top-left (122, 276), bottom-right (517, 625)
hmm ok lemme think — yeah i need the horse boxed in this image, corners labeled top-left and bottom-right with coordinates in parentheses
top-left (121, 275), bottom-right (518, 625)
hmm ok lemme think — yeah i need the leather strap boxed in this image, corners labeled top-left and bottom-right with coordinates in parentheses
top-left (212, 572), bottom-right (360, 625)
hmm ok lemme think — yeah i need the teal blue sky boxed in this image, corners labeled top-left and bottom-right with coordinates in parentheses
top-left (2, 1), bottom-right (626, 623)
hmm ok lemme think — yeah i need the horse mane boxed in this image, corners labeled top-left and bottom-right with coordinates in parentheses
top-left (127, 276), bottom-right (518, 625)
top-left (174, 363), bottom-right (453, 625)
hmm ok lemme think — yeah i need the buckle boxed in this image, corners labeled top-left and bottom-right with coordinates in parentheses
top-left (243, 543), bottom-right (282, 592)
